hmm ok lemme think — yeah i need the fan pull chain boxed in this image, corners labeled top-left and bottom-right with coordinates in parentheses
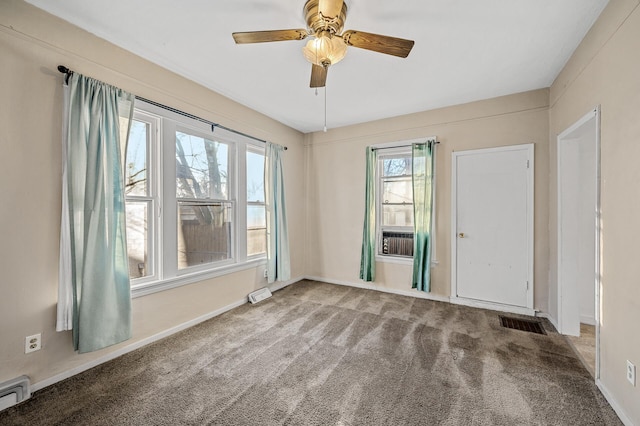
top-left (324, 85), bottom-right (327, 132)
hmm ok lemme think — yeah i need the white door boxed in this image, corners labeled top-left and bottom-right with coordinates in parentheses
top-left (452, 144), bottom-right (533, 309)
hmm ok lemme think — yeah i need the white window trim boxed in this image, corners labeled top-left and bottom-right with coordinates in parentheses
top-left (127, 100), bottom-right (266, 297)
top-left (125, 110), bottom-right (161, 285)
top-left (372, 138), bottom-right (438, 266)
top-left (245, 145), bottom-right (267, 260)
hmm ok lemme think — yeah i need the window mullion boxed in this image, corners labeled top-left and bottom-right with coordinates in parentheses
top-left (237, 142), bottom-right (248, 263)
top-left (162, 119), bottom-right (178, 278)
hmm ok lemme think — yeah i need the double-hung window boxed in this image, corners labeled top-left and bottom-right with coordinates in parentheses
top-left (175, 127), bottom-right (232, 269)
top-left (125, 111), bottom-right (159, 281)
top-left (246, 148), bottom-right (266, 257)
top-left (377, 149), bottom-right (414, 258)
top-left (124, 100), bottom-right (266, 294)
top-left (375, 141), bottom-right (437, 262)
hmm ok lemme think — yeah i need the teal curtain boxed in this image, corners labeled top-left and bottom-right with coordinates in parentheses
top-left (58, 73), bottom-right (134, 353)
top-left (412, 141), bottom-right (435, 292)
top-left (359, 146), bottom-right (377, 281)
top-left (265, 142), bottom-right (290, 283)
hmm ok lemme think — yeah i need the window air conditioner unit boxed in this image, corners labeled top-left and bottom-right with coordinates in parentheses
top-left (382, 231), bottom-right (414, 257)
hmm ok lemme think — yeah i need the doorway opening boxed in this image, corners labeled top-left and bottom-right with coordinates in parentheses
top-left (557, 107), bottom-right (600, 379)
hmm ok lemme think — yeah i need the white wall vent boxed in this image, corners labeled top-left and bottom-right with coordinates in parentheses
top-left (248, 287), bottom-right (272, 304)
top-left (0, 375), bottom-right (30, 412)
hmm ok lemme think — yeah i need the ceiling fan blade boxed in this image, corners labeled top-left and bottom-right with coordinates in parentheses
top-left (319, 0), bottom-right (344, 18)
top-left (310, 64), bottom-right (327, 88)
top-left (232, 29), bottom-right (308, 44)
top-left (342, 30), bottom-right (415, 58)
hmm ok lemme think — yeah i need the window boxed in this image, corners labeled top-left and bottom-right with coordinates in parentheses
top-left (175, 129), bottom-right (232, 269)
top-left (125, 113), bottom-right (158, 281)
top-left (377, 149), bottom-right (414, 258)
top-left (246, 148), bottom-right (266, 256)
top-left (375, 142), bottom-right (437, 262)
top-left (124, 101), bottom-right (266, 294)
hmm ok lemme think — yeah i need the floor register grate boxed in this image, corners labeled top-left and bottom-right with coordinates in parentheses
top-left (499, 316), bottom-right (547, 335)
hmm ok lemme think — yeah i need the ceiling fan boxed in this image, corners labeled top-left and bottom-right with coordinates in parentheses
top-left (232, 0), bottom-right (415, 88)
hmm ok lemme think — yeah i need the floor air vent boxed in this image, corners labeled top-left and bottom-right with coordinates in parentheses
top-left (248, 287), bottom-right (272, 304)
top-left (499, 316), bottom-right (546, 335)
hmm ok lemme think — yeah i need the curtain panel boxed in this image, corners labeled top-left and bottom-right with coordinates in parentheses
top-left (265, 142), bottom-right (291, 283)
top-left (359, 146), bottom-right (377, 282)
top-left (57, 73), bottom-right (134, 353)
top-left (412, 141), bottom-right (435, 292)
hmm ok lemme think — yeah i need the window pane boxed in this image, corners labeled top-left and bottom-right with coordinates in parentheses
top-left (126, 201), bottom-right (150, 278)
top-left (382, 156), bottom-right (411, 177)
top-left (382, 204), bottom-right (414, 227)
top-left (176, 131), bottom-right (228, 200)
top-left (247, 151), bottom-right (265, 202)
top-left (177, 202), bottom-right (232, 268)
top-left (382, 179), bottom-right (412, 204)
top-left (125, 120), bottom-right (148, 196)
top-left (247, 204), bottom-right (266, 256)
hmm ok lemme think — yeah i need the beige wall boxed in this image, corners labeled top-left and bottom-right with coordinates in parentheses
top-left (0, 0), bottom-right (306, 386)
top-left (2, 0), bottom-right (638, 422)
top-left (305, 90), bottom-right (550, 309)
top-left (548, 0), bottom-right (640, 422)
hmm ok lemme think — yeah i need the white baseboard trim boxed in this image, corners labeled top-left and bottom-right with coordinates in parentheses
top-left (32, 276), bottom-right (304, 393)
top-left (449, 296), bottom-right (536, 317)
top-left (535, 312), bottom-right (559, 331)
top-left (304, 276), bottom-right (450, 303)
top-left (268, 276), bottom-right (300, 293)
top-left (596, 379), bottom-right (634, 426)
top-left (580, 315), bottom-right (597, 326)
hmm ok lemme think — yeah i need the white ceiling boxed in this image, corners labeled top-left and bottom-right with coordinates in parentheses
top-left (27, 0), bottom-right (608, 133)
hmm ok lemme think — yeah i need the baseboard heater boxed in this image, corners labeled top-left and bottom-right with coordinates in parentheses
top-left (248, 287), bottom-right (272, 304)
top-left (0, 376), bottom-right (30, 412)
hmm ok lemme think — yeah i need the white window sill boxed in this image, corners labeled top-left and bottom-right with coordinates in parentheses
top-left (376, 255), bottom-right (439, 267)
top-left (131, 257), bottom-right (267, 298)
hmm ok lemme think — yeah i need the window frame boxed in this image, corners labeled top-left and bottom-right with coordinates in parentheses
top-left (376, 147), bottom-right (415, 262)
top-left (125, 100), bottom-right (267, 298)
top-left (124, 110), bottom-right (161, 285)
top-left (373, 139), bottom-right (438, 266)
top-left (245, 145), bottom-right (267, 259)
top-left (172, 122), bottom-right (237, 275)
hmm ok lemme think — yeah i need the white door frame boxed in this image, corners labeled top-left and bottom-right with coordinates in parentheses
top-left (557, 106), bottom-right (601, 379)
top-left (450, 144), bottom-right (535, 315)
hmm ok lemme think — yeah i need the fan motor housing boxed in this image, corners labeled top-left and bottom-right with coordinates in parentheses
top-left (304, 0), bottom-right (348, 35)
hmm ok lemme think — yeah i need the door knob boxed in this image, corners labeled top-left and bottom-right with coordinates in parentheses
top-left (458, 233), bottom-right (465, 238)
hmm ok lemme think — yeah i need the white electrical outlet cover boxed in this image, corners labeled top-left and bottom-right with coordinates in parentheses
top-left (25, 333), bottom-right (41, 354)
top-left (627, 360), bottom-right (636, 386)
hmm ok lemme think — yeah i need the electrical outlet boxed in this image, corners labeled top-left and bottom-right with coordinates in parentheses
top-left (25, 333), bottom-right (41, 354)
top-left (627, 360), bottom-right (636, 386)
top-left (263, 269), bottom-right (268, 278)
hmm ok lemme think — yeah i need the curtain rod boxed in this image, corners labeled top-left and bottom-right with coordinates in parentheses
top-left (57, 65), bottom-right (287, 150)
top-left (372, 140), bottom-right (439, 151)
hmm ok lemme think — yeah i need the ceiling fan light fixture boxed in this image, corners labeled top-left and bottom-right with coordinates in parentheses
top-left (302, 34), bottom-right (347, 67)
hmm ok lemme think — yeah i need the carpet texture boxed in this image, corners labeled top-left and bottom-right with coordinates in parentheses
top-left (0, 280), bottom-right (621, 425)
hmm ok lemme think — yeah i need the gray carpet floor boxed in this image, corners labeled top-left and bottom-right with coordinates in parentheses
top-left (0, 280), bottom-right (621, 425)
